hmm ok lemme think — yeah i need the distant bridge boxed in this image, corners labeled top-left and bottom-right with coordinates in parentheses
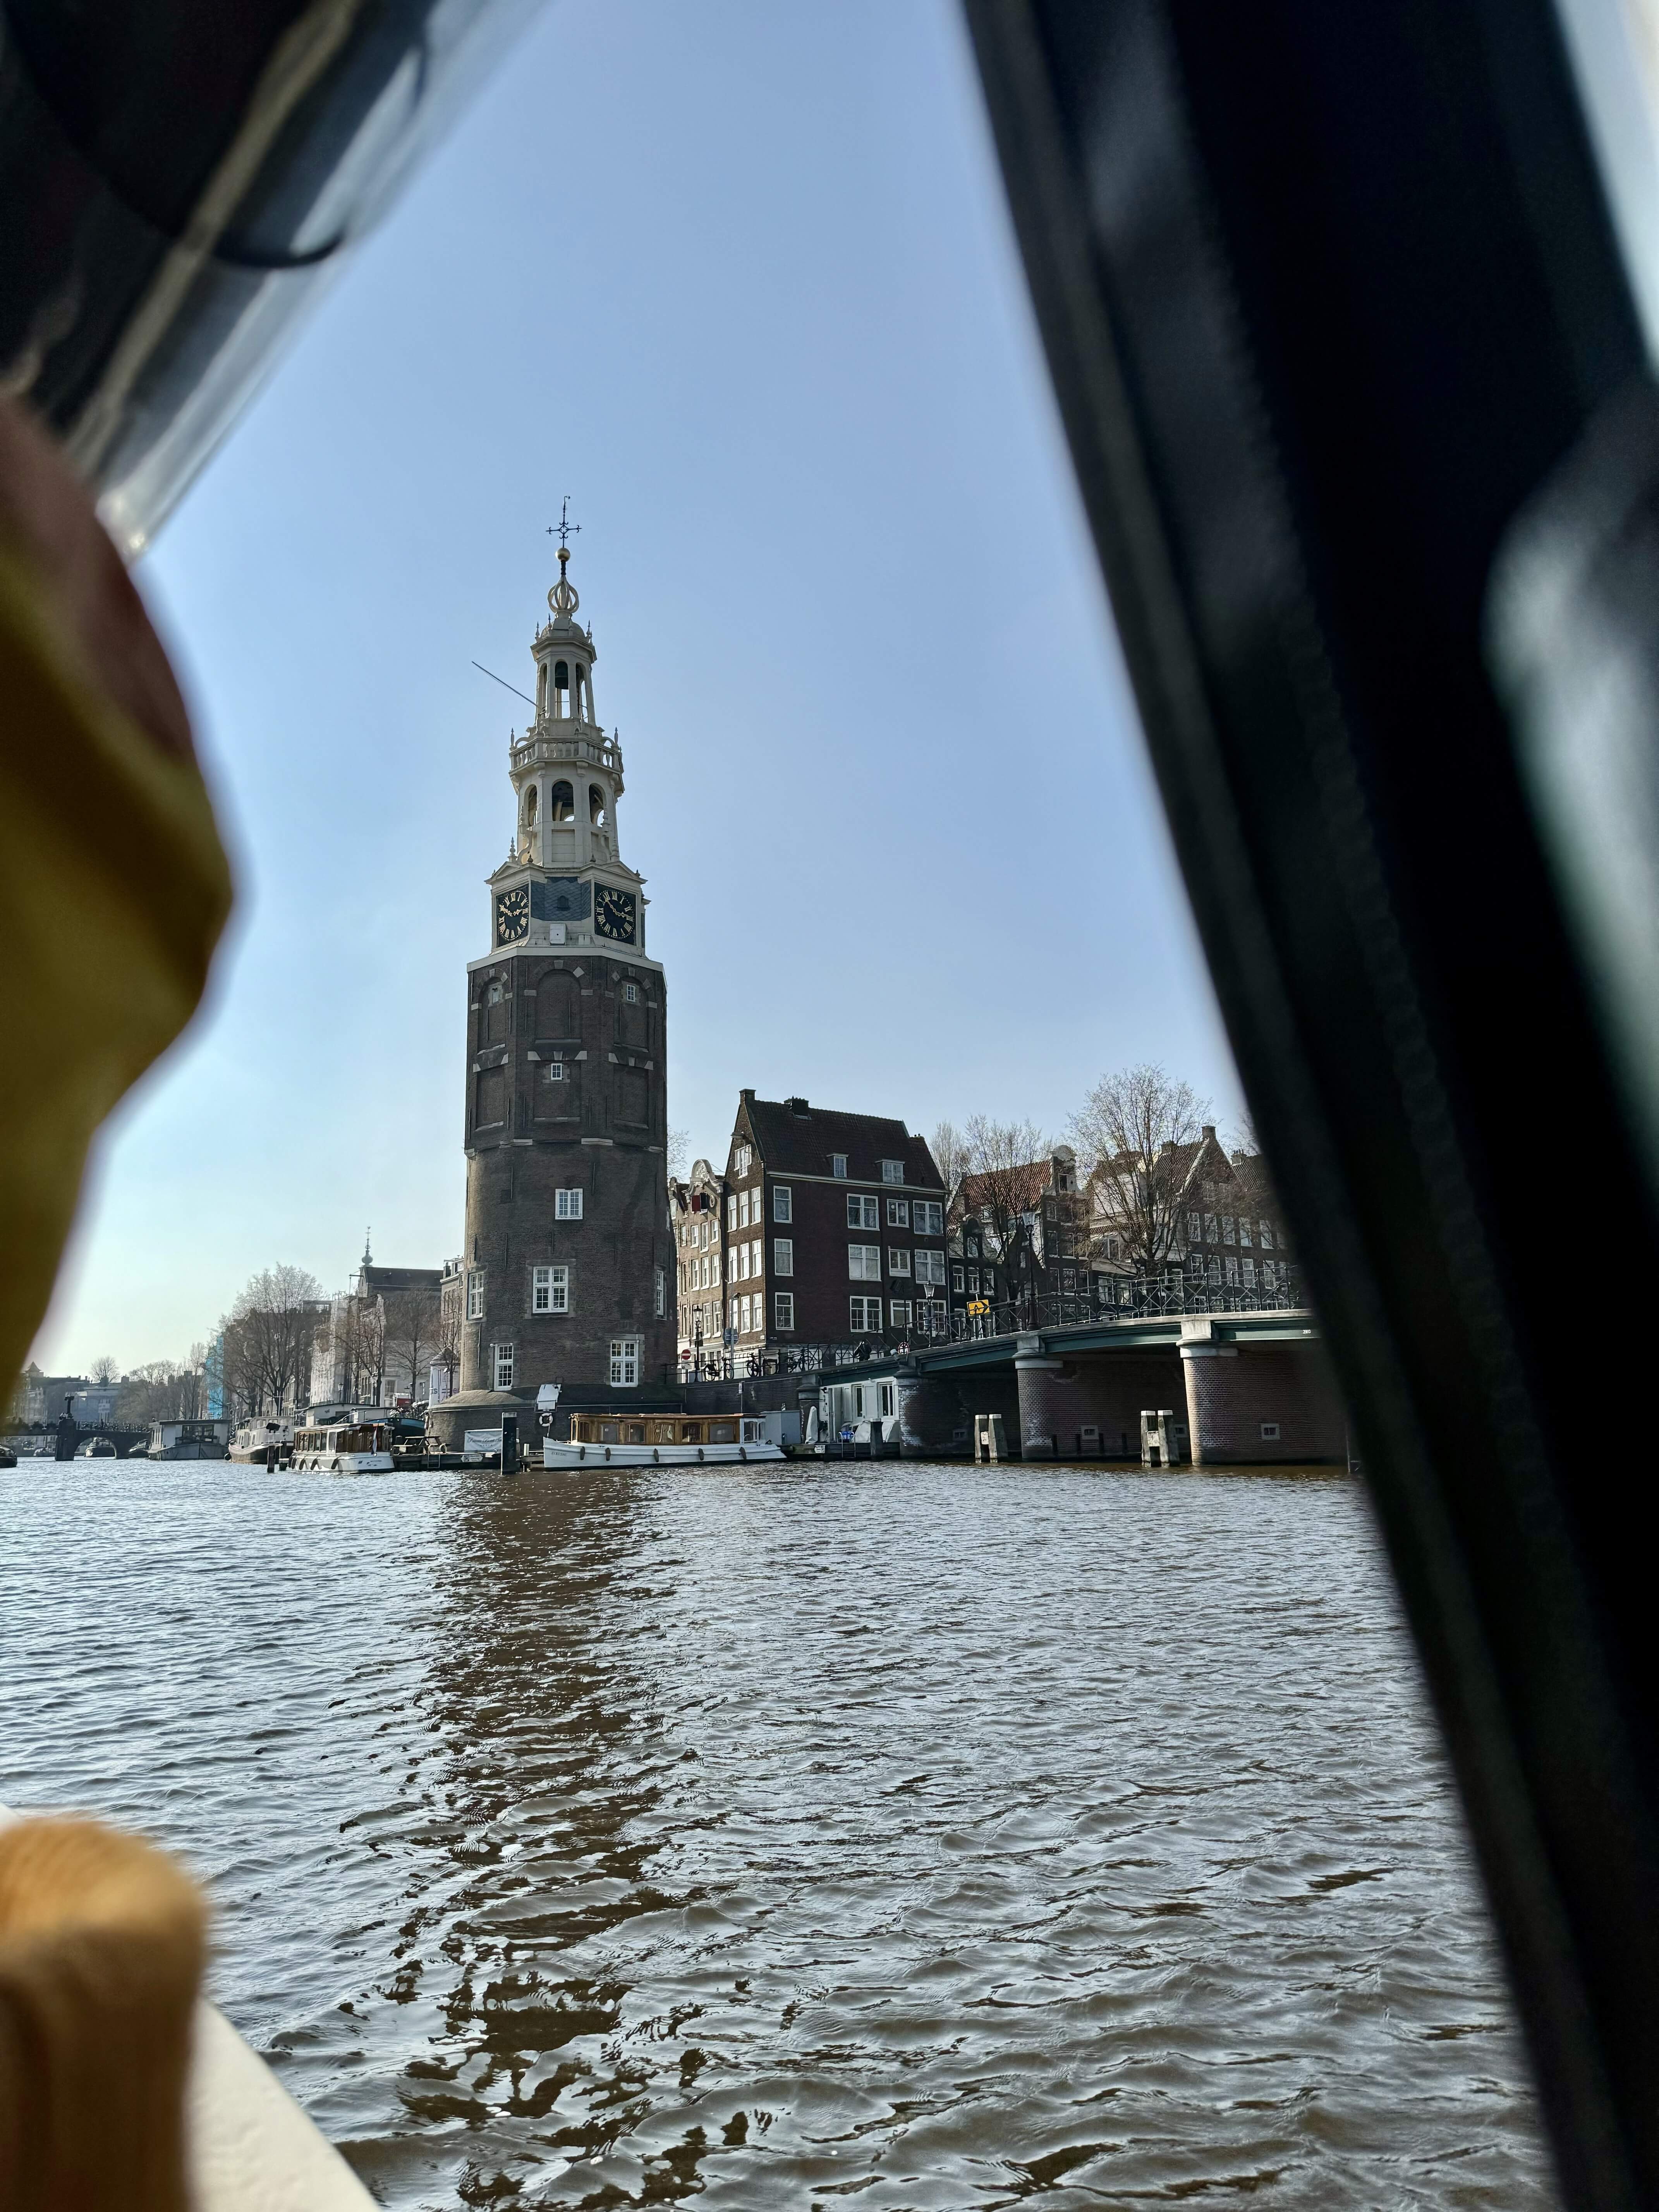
top-left (2, 1422), bottom-right (150, 1460)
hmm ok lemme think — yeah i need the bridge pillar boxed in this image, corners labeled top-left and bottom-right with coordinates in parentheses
top-left (1014, 1345), bottom-right (1065, 1457)
top-left (1179, 1322), bottom-right (1346, 1463)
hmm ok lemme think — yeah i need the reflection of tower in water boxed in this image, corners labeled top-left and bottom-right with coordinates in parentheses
top-left (354, 1478), bottom-right (690, 2206)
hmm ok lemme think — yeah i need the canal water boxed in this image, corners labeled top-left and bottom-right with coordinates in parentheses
top-left (1, 1459), bottom-right (1555, 2209)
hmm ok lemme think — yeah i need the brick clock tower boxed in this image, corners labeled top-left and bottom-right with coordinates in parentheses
top-left (455, 543), bottom-right (673, 1414)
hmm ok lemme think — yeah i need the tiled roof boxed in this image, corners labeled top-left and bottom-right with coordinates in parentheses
top-left (742, 1096), bottom-right (943, 1187)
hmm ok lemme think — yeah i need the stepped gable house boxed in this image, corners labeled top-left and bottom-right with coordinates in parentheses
top-left (430, 540), bottom-right (675, 1448)
top-left (710, 1093), bottom-right (947, 1361)
top-left (669, 1156), bottom-right (727, 1370)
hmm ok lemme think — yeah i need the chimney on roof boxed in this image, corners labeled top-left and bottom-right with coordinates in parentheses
top-left (1201, 1124), bottom-right (1216, 1141)
top-left (787, 1096), bottom-right (810, 1116)
top-left (740, 1087), bottom-right (755, 1102)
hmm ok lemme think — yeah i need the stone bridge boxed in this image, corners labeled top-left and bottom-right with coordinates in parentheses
top-left (795, 1305), bottom-right (1346, 1465)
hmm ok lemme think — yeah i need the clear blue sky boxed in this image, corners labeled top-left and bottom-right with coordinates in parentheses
top-left (33, 0), bottom-right (1239, 1374)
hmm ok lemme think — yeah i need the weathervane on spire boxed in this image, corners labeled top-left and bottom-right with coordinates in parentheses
top-left (546, 496), bottom-right (581, 617)
top-left (547, 496), bottom-right (581, 563)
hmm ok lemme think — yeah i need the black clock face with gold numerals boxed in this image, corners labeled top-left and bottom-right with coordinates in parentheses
top-left (594, 885), bottom-right (637, 943)
top-left (494, 885), bottom-right (529, 945)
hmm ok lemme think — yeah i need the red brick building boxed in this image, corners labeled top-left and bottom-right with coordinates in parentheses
top-left (703, 1093), bottom-right (948, 1362)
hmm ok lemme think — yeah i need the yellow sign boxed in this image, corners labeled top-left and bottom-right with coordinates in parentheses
top-left (967, 1298), bottom-right (990, 1315)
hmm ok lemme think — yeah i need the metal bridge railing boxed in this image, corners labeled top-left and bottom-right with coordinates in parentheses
top-left (684, 1269), bottom-right (1309, 1379)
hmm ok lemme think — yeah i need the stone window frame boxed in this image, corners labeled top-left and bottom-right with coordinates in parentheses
top-left (494, 1341), bottom-right (515, 1390)
top-left (773, 1185), bottom-right (793, 1223)
top-left (774, 1291), bottom-right (795, 1331)
top-left (532, 1265), bottom-right (568, 1315)
top-left (555, 1187), bottom-right (584, 1221)
top-left (773, 1238), bottom-right (794, 1277)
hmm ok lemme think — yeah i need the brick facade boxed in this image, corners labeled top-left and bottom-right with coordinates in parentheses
top-left (460, 951), bottom-right (673, 1395)
top-left (1179, 1333), bottom-right (1345, 1463)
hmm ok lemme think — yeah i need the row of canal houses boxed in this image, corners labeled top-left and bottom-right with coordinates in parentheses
top-left (670, 1090), bottom-right (1297, 1376)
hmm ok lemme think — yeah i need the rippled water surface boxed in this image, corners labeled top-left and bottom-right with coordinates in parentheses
top-left (1, 1460), bottom-right (1555, 2208)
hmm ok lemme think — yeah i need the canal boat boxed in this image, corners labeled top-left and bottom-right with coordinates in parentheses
top-left (290, 1421), bottom-right (394, 1474)
top-left (546, 1413), bottom-right (784, 1467)
top-left (230, 1416), bottom-right (293, 1462)
top-left (76, 1435), bottom-right (118, 1458)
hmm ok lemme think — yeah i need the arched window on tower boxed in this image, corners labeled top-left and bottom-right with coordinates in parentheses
top-left (571, 661), bottom-right (585, 718)
top-left (523, 785), bottom-right (538, 826)
top-left (553, 659), bottom-right (569, 705)
top-left (549, 780), bottom-right (574, 822)
top-left (589, 784), bottom-right (606, 827)
top-left (536, 663), bottom-right (548, 715)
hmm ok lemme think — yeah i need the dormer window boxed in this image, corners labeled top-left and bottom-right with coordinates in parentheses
top-left (831, 1153), bottom-right (848, 1178)
top-left (881, 1159), bottom-right (903, 1183)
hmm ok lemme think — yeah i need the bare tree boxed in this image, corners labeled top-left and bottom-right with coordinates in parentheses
top-left (115, 1358), bottom-right (204, 1427)
top-left (667, 1125), bottom-right (690, 1179)
top-left (960, 1115), bottom-right (1051, 1281)
top-left (353, 1295), bottom-right (388, 1407)
top-left (1068, 1064), bottom-right (1212, 1275)
top-left (91, 1353), bottom-right (119, 1386)
top-left (384, 1287), bottom-right (441, 1405)
top-left (929, 1120), bottom-right (970, 1211)
top-left (226, 1264), bottom-right (324, 1413)
top-left (431, 1299), bottom-right (461, 1403)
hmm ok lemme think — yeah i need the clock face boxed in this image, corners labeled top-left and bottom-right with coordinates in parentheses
top-left (594, 885), bottom-right (637, 943)
top-left (495, 885), bottom-right (529, 945)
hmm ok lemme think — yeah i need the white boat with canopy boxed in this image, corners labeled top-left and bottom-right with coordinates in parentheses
top-left (291, 1421), bottom-right (393, 1473)
top-left (544, 1411), bottom-right (783, 1467)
